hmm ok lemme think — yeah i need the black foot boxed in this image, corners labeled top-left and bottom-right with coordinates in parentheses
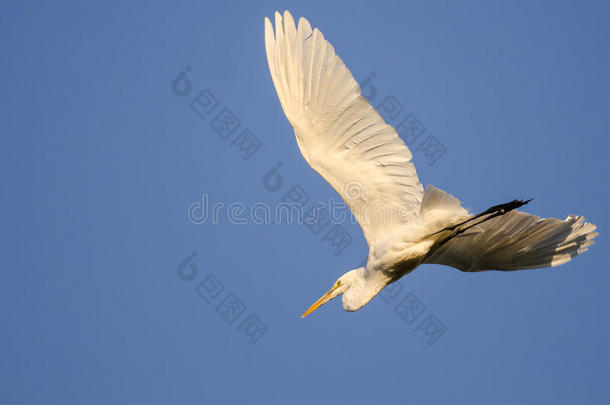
top-left (426, 197), bottom-right (533, 238)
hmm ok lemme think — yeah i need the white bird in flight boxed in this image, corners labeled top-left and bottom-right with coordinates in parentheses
top-left (264, 11), bottom-right (598, 318)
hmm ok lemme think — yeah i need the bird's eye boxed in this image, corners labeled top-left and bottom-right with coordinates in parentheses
top-left (336, 280), bottom-right (342, 287)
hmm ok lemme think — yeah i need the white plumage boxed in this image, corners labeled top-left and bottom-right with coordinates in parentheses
top-left (421, 187), bottom-right (596, 271)
top-left (264, 11), bottom-right (598, 317)
top-left (264, 11), bottom-right (422, 247)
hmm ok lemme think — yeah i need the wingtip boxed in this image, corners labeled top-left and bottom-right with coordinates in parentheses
top-left (267, 11), bottom-right (312, 37)
top-left (264, 16), bottom-right (273, 33)
top-left (297, 16), bottom-right (313, 37)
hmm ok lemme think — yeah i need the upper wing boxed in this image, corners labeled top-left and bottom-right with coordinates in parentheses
top-left (424, 210), bottom-right (597, 272)
top-left (264, 11), bottom-right (422, 246)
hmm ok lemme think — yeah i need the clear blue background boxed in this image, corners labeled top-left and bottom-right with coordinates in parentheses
top-left (2, 1), bottom-right (609, 404)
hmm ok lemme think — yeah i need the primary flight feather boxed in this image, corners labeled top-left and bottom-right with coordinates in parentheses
top-left (264, 11), bottom-right (598, 317)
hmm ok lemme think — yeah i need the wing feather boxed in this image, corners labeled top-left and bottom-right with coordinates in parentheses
top-left (425, 211), bottom-right (598, 271)
top-left (265, 11), bottom-right (423, 245)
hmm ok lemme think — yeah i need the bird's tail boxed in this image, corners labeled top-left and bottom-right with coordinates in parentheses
top-left (421, 187), bottom-right (598, 272)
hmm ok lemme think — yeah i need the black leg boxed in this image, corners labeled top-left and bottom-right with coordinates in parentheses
top-left (425, 198), bottom-right (533, 239)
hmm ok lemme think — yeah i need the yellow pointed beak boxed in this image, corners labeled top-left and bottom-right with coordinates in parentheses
top-left (301, 283), bottom-right (342, 318)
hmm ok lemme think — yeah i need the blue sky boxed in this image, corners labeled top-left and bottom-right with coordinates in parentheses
top-left (2, 1), bottom-right (609, 404)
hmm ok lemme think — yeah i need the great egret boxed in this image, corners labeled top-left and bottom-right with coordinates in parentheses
top-left (263, 11), bottom-right (598, 318)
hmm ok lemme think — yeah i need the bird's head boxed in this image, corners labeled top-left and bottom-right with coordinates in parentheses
top-left (301, 267), bottom-right (371, 318)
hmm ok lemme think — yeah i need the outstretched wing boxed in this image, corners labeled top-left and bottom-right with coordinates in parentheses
top-left (264, 11), bottom-right (422, 246)
top-left (424, 210), bottom-right (597, 272)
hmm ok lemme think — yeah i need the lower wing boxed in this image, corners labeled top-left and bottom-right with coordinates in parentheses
top-left (424, 210), bottom-right (597, 272)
